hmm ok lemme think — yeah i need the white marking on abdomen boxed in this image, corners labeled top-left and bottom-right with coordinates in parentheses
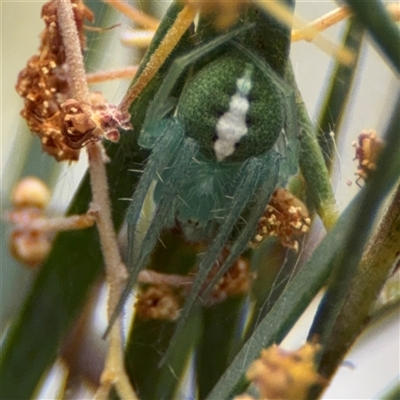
top-left (214, 66), bottom-right (253, 161)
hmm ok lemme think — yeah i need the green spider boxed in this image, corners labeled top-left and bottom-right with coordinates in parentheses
top-left (110, 0), bottom-right (298, 357)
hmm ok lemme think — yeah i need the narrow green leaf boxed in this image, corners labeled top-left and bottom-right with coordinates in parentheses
top-left (383, 382), bottom-right (400, 400)
top-left (123, 231), bottom-right (199, 399)
top-left (309, 94), bottom-right (400, 377)
top-left (308, 93), bottom-right (400, 344)
top-left (197, 297), bottom-right (247, 399)
top-left (317, 180), bottom-right (400, 381)
top-left (286, 64), bottom-right (338, 230)
top-left (206, 197), bottom-right (360, 400)
top-left (125, 310), bottom-right (201, 400)
top-left (317, 19), bottom-right (364, 170)
top-left (245, 241), bottom-right (295, 340)
top-left (344, 0), bottom-right (400, 73)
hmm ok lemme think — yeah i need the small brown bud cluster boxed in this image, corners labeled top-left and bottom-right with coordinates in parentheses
top-left (135, 285), bottom-right (181, 321)
top-left (250, 188), bottom-right (311, 252)
top-left (199, 252), bottom-right (252, 306)
top-left (6, 176), bottom-right (95, 267)
top-left (61, 94), bottom-right (130, 149)
top-left (8, 177), bottom-right (52, 267)
top-left (15, 0), bottom-right (93, 161)
top-left (353, 129), bottom-right (384, 184)
top-left (88, 92), bottom-right (131, 143)
top-left (245, 343), bottom-right (324, 400)
top-left (15, 0), bottom-right (132, 162)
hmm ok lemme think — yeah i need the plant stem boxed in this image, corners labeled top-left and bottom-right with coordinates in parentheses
top-left (286, 63), bottom-right (339, 230)
top-left (318, 181), bottom-right (400, 382)
top-left (56, 1), bottom-right (136, 398)
top-left (307, 94), bottom-right (400, 398)
top-left (87, 143), bottom-right (136, 400)
top-left (119, 3), bottom-right (196, 112)
top-left (57, 0), bottom-right (90, 103)
top-left (316, 18), bottom-right (364, 171)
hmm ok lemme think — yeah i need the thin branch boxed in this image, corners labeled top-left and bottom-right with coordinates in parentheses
top-left (292, 3), bottom-right (400, 42)
top-left (10, 214), bottom-right (95, 233)
top-left (57, 0), bottom-right (90, 103)
top-left (119, 4), bottom-right (196, 112)
top-left (103, 0), bottom-right (159, 30)
top-left (56, 1), bottom-right (137, 398)
top-left (318, 181), bottom-right (400, 383)
top-left (86, 66), bottom-right (139, 85)
top-left (254, 0), bottom-right (354, 65)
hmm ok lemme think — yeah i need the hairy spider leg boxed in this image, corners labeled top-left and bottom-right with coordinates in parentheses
top-left (200, 154), bottom-right (281, 301)
top-left (158, 154), bottom-right (280, 366)
top-left (156, 38), bottom-right (299, 365)
top-left (139, 25), bottom-right (254, 148)
top-left (104, 24), bottom-right (255, 338)
top-left (184, 45), bottom-right (300, 328)
top-left (131, 138), bottom-right (197, 280)
top-left (104, 131), bottom-right (196, 338)
top-left (126, 121), bottom-right (185, 261)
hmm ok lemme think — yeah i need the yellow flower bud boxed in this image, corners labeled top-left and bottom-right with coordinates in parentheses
top-left (11, 177), bottom-right (51, 210)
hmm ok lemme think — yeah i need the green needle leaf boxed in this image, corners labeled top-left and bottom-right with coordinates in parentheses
top-left (344, 0), bottom-right (400, 73)
top-left (206, 197), bottom-right (360, 400)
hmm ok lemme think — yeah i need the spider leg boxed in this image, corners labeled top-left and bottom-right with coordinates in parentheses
top-left (132, 137), bottom-right (198, 275)
top-left (200, 154), bottom-right (280, 301)
top-left (104, 129), bottom-right (196, 337)
top-left (126, 121), bottom-right (184, 260)
top-left (158, 154), bottom-right (279, 366)
top-left (139, 24), bottom-right (254, 148)
top-left (104, 22), bottom-right (253, 340)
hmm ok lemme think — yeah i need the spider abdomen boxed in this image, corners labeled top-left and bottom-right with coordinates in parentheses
top-left (177, 52), bottom-right (284, 163)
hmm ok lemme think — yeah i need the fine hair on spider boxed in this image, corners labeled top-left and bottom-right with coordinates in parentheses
top-left (105, 1), bottom-right (299, 365)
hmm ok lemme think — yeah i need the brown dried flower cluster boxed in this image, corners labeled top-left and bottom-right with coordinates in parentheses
top-left (199, 253), bottom-right (252, 306)
top-left (250, 188), bottom-right (311, 252)
top-left (353, 129), bottom-right (384, 184)
top-left (134, 250), bottom-right (252, 320)
top-left (15, 0), bottom-right (93, 161)
top-left (62, 93), bottom-right (130, 149)
top-left (244, 343), bottom-right (324, 400)
top-left (16, 0), bottom-right (131, 162)
top-left (135, 285), bottom-right (181, 321)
